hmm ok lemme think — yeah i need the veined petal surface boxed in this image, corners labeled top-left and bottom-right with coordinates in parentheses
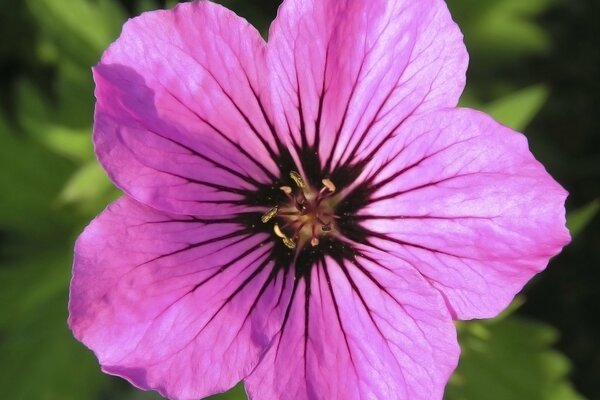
top-left (351, 108), bottom-right (570, 319)
top-left (245, 245), bottom-right (458, 400)
top-left (94, 1), bottom-right (282, 216)
top-left (69, 197), bottom-right (292, 400)
top-left (266, 0), bottom-right (468, 172)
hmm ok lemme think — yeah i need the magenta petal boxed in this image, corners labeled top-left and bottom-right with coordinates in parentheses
top-left (244, 245), bottom-right (458, 400)
top-left (94, 2), bottom-right (281, 216)
top-left (68, 197), bottom-right (291, 400)
top-left (356, 108), bottom-right (570, 319)
top-left (266, 0), bottom-right (467, 170)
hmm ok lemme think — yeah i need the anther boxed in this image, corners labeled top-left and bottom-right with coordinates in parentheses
top-left (282, 237), bottom-right (297, 249)
top-left (273, 223), bottom-right (286, 238)
top-left (321, 178), bottom-right (336, 193)
top-left (261, 206), bottom-right (279, 223)
top-left (280, 186), bottom-right (293, 195)
top-left (274, 224), bottom-right (297, 248)
top-left (311, 237), bottom-right (320, 247)
top-left (289, 171), bottom-right (306, 189)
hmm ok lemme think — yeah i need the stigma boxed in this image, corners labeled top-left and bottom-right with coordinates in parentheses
top-left (261, 171), bottom-right (337, 250)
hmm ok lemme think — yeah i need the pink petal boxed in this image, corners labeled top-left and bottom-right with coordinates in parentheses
top-left (244, 245), bottom-right (458, 400)
top-left (266, 0), bottom-right (467, 171)
top-left (69, 197), bottom-right (292, 400)
top-left (353, 108), bottom-right (570, 319)
top-left (94, 2), bottom-right (282, 216)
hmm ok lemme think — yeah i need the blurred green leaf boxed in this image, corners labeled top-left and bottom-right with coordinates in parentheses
top-left (36, 124), bottom-right (93, 163)
top-left (482, 85), bottom-right (549, 131)
top-left (16, 78), bottom-right (94, 160)
top-left (447, 0), bottom-right (554, 63)
top-left (0, 111), bottom-right (73, 236)
top-left (567, 200), bottom-right (599, 239)
top-left (447, 316), bottom-right (584, 400)
top-left (26, 0), bottom-right (125, 67)
top-left (0, 249), bottom-right (111, 400)
top-left (60, 161), bottom-right (120, 215)
top-left (207, 384), bottom-right (247, 400)
top-left (136, 0), bottom-right (160, 14)
top-left (52, 60), bottom-right (96, 128)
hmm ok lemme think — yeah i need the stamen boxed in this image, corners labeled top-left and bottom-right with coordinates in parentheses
top-left (322, 178), bottom-right (336, 193)
top-left (274, 224), bottom-right (297, 248)
top-left (261, 206), bottom-right (279, 223)
top-left (289, 171), bottom-right (306, 189)
top-left (273, 223), bottom-right (286, 238)
top-left (262, 172), bottom-right (338, 251)
top-left (282, 237), bottom-right (297, 249)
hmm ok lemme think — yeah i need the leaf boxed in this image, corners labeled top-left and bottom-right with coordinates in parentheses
top-left (447, 0), bottom-right (554, 63)
top-left (136, 0), bottom-right (160, 14)
top-left (482, 85), bottom-right (549, 131)
top-left (0, 250), bottom-right (112, 400)
top-left (0, 111), bottom-right (74, 236)
top-left (37, 124), bottom-right (94, 163)
top-left (567, 200), bottom-right (599, 239)
top-left (60, 161), bottom-right (121, 216)
top-left (26, 0), bottom-right (125, 67)
top-left (446, 316), bottom-right (585, 400)
top-left (207, 384), bottom-right (247, 400)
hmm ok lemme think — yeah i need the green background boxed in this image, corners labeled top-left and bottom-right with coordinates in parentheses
top-left (0, 0), bottom-right (598, 399)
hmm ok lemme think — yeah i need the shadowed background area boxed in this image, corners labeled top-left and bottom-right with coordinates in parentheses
top-left (0, 0), bottom-right (598, 399)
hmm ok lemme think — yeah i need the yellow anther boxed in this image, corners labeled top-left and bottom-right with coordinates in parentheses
top-left (273, 223), bottom-right (287, 238)
top-left (289, 171), bottom-right (306, 189)
top-left (321, 178), bottom-right (336, 192)
top-left (280, 186), bottom-right (293, 195)
top-left (274, 223), bottom-right (296, 249)
top-left (282, 237), bottom-right (297, 249)
top-left (261, 206), bottom-right (279, 223)
top-left (311, 237), bottom-right (320, 247)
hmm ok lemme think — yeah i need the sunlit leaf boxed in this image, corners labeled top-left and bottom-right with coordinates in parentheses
top-left (60, 162), bottom-right (120, 215)
top-left (482, 85), bottom-right (549, 131)
top-left (447, 316), bottom-right (584, 400)
top-left (36, 124), bottom-right (93, 163)
top-left (567, 200), bottom-right (599, 239)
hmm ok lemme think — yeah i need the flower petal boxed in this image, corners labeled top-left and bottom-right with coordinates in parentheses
top-left (69, 197), bottom-right (291, 400)
top-left (353, 108), bottom-right (570, 319)
top-left (244, 246), bottom-right (458, 400)
top-left (94, 2), bottom-right (282, 216)
top-left (266, 0), bottom-right (467, 173)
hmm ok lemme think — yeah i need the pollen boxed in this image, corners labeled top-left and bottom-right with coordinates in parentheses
top-left (289, 171), bottom-right (306, 189)
top-left (261, 206), bottom-right (279, 223)
top-left (261, 171), bottom-right (337, 251)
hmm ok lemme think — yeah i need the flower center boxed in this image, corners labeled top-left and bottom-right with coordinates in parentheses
top-left (261, 171), bottom-right (337, 250)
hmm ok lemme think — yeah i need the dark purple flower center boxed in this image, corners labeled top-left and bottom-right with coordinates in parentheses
top-left (261, 171), bottom-right (338, 250)
top-left (229, 146), bottom-right (377, 281)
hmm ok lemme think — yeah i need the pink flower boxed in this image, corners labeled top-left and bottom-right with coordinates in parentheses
top-left (68, 0), bottom-right (570, 399)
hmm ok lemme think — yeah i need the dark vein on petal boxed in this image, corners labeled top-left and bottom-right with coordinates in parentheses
top-left (321, 260), bottom-right (358, 373)
top-left (160, 84), bottom-right (276, 182)
top-left (323, 55), bottom-right (368, 174)
top-left (368, 171), bottom-right (485, 204)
